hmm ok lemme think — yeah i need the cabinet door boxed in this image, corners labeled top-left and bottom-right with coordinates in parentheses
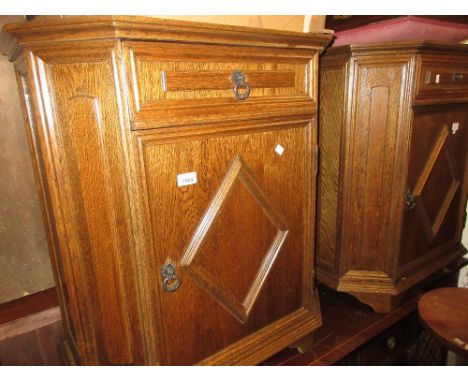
top-left (136, 122), bottom-right (319, 365)
top-left (399, 104), bottom-right (468, 271)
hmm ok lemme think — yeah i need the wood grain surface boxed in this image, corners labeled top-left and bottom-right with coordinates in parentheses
top-left (0, 288), bottom-right (57, 326)
top-left (317, 66), bottom-right (346, 273)
top-left (265, 258), bottom-right (465, 365)
top-left (123, 41), bottom-right (316, 129)
top-left (1, 16), bottom-right (331, 365)
top-left (418, 287), bottom-right (468, 357)
top-left (27, 42), bottom-right (140, 365)
top-left (317, 42), bottom-right (468, 313)
top-left (138, 123), bottom-right (318, 365)
top-left (3, 16), bottom-right (332, 49)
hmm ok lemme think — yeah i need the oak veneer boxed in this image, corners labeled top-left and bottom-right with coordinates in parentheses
top-left (0, 16), bottom-right (332, 365)
top-left (264, 257), bottom-right (466, 366)
top-left (418, 287), bottom-right (468, 357)
top-left (0, 288), bottom-right (57, 326)
top-left (318, 41), bottom-right (468, 312)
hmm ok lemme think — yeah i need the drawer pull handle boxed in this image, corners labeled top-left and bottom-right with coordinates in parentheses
top-left (386, 336), bottom-right (396, 350)
top-left (161, 262), bottom-right (181, 292)
top-left (231, 70), bottom-right (251, 100)
top-left (405, 191), bottom-right (416, 211)
top-left (452, 73), bottom-right (464, 82)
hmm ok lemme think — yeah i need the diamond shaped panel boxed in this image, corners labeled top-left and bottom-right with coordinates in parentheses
top-left (412, 127), bottom-right (460, 242)
top-left (180, 155), bottom-right (289, 323)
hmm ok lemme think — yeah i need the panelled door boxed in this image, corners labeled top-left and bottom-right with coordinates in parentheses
top-left (136, 122), bottom-right (319, 365)
top-left (399, 104), bottom-right (468, 270)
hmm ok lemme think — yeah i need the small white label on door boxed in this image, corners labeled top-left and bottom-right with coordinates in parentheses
top-left (435, 74), bottom-right (440, 83)
top-left (275, 144), bottom-right (285, 156)
top-left (177, 172), bottom-right (197, 187)
top-left (452, 122), bottom-right (460, 134)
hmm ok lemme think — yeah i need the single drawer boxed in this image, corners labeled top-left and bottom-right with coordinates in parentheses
top-left (123, 41), bottom-right (317, 129)
top-left (359, 314), bottom-right (420, 365)
top-left (416, 57), bottom-right (468, 101)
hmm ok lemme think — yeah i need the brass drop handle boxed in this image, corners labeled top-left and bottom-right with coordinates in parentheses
top-left (451, 73), bottom-right (464, 82)
top-left (161, 262), bottom-right (181, 292)
top-left (231, 70), bottom-right (251, 100)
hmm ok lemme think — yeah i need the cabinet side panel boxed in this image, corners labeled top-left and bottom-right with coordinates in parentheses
top-left (28, 45), bottom-right (136, 365)
top-left (15, 69), bottom-right (74, 341)
top-left (342, 58), bottom-right (412, 277)
top-left (317, 66), bottom-right (346, 274)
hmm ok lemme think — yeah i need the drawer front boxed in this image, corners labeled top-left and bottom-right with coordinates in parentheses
top-left (416, 57), bottom-right (468, 102)
top-left (359, 314), bottom-right (420, 365)
top-left (123, 41), bottom-right (316, 129)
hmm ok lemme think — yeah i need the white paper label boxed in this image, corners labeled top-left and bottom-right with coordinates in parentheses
top-left (275, 144), bottom-right (285, 156)
top-left (177, 172), bottom-right (197, 187)
top-left (435, 74), bottom-right (440, 83)
top-left (452, 122), bottom-right (460, 134)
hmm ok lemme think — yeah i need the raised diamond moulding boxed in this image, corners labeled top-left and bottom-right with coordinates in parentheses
top-left (180, 155), bottom-right (289, 323)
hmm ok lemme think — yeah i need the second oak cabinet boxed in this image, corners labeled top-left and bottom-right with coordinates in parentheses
top-left (318, 41), bottom-right (468, 312)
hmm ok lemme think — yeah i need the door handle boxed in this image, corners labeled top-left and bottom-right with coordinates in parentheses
top-left (161, 262), bottom-right (181, 292)
top-left (405, 191), bottom-right (416, 211)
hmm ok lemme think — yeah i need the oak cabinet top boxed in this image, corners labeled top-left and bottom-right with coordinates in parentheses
top-left (2, 16), bottom-right (333, 50)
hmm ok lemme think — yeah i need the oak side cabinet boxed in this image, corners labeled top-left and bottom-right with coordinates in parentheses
top-left (318, 42), bottom-right (468, 312)
top-left (0, 17), bottom-right (332, 365)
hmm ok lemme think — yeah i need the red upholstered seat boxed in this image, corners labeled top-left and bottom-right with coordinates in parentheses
top-left (332, 16), bottom-right (468, 46)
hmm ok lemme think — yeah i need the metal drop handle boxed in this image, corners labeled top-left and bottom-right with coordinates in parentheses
top-left (452, 73), bottom-right (464, 82)
top-left (386, 336), bottom-right (397, 350)
top-left (231, 70), bottom-right (251, 100)
top-left (405, 191), bottom-right (416, 211)
top-left (161, 262), bottom-right (181, 292)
